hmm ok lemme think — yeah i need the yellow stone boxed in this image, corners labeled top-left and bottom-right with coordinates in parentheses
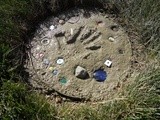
top-left (49, 67), bottom-right (54, 71)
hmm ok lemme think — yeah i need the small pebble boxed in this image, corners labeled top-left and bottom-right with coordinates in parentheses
top-left (59, 20), bottom-right (65, 25)
top-left (49, 25), bottom-right (56, 30)
top-left (55, 96), bottom-right (62, 103)
top-left (39, 53), bottom-right (44, 58)
top-left (43, 58), bottom-right (50, 65)
top-left (49, 67), bottom-right (54, 71)
top-left (108, 37), bottom-right (115, 42)
top-left (70, 28), bottom-right (73, 35)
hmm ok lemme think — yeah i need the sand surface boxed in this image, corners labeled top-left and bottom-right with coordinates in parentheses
top-left (26, 8), bottom-right (132, 101)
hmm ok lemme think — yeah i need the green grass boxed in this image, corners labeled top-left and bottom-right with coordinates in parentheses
top-left (114, 0), bottom-right (160, 56)
top-left (0, 0), bottom-right (56, 119)
top-left (57, 69), bottom-right (160, 120)
top-left (124, 0), bottom-right (160, 55)
top-left (0, 81), bottom-right (56, 120)
top-left (0, 0), bottom-right (160, 119)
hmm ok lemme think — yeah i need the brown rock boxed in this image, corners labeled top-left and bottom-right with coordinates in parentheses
top-left (55, 96), bottom-right (62, 103)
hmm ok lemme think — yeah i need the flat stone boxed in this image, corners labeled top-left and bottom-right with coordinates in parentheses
top-left (75, 66), bottom-right (89, 79)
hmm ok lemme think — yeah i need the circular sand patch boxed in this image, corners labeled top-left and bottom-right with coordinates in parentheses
top-left (26, 9), bottom-right (132, 101)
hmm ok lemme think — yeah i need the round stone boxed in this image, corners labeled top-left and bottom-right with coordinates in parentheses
top-left (108, 37), bottom-right (115, 42)
top-left (59, 20), bottom-right (65, 25)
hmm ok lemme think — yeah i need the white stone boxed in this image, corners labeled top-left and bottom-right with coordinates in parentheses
top-left (59, 20), bottom-right (65, 25)
top-left (104, 60), bottom-right (112, 67)
top-left (70, 28), bottom-right (73, 35)
top-left (49, 25), bottom-right (56, 30)
top-left (108, 37), bottom-right (115, 42)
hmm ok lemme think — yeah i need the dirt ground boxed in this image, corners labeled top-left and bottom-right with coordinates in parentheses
top-left (26, 8), bottom-right (132, 102)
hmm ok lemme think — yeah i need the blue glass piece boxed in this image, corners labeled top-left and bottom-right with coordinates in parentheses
top-left (93, 69), bottom-right (107, 82)
top-left (52, 69), bottom-right (58, 75)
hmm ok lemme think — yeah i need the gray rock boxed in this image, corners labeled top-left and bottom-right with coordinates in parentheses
top-left (75, 66), bottom-right (89, 79)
